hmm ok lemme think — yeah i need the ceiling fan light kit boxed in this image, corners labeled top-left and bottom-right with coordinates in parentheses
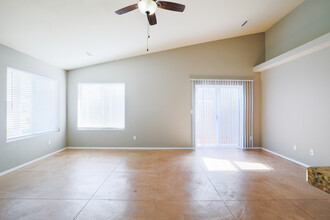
top-left (115, 0), bottom-right (185, 26)
top-left (138, 0), bottom-right (158, 15)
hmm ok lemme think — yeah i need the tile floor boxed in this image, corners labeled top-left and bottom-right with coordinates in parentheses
top-left (0, 149), bottom-right (329, 219)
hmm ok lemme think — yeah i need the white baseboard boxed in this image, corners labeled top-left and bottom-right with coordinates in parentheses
top-left (0, 147), bottom-right (67, 177)
top-left (66, 146), bottom-right (195, 150)
top-left (261, 148), bottom-right (310, 167)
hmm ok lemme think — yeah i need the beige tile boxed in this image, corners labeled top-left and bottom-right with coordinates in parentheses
top-left (207, 171), bottom-right (272, 184)
top-left (93, 172), bottom-right (158, 200)
top-left (157, 150), bottom-right (196, 159)
top-left (265, 170), bottom-right (306, 182)
top-left (0, 172), bottom-right (48, 198)
top-left (0, 199), bottom-right (86, 220)
top-left (21, 157), bottom-right (121, 174)
top-left (62, 159), bottom-right (120, 174)
top-left (0, 171), bottom-right (108, 199)
top-left (114, 155), bottom-right (159, 172)
top-left (194, 149), bottom-right (246, 159)
top-left (292, 200), bottom-right (330, 220)
top-left (128, 150), bottom-right (160, 158)
top-left (54, 149), bottom-right (127, 161)
top-left (226, 200), bottom-right (313, 220)
top-left (157, 201), bottom-right (235, 220)
top-left (159, 156), bottom-right (203, 173)
top-left (76, 200), bottom-right (156, 220)
top-left (265, 177), bottom-right (330, 199)
top-left (158, 172), bottom-right (221, 201)
top-left (214, 182), bottom-right (284, 200)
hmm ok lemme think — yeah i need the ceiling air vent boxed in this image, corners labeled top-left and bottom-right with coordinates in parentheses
top-left (241, 20), bottom-right (248, 27)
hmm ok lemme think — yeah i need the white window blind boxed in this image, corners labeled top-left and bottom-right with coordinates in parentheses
top-left (77, 83), bottom-right (125, 129)
top-left (6, 67), bottom-right (60, 141)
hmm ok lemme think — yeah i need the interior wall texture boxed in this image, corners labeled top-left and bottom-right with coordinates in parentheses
top-left (261, 47), bottom-right (330, 166)
top-left (67, 33), bottom-right (265, 148)
top-left (265, 0), bottom-right (330, 60)
top-left (0, 44), bottom-right (66, 173)
top-left (262, 0), bottom-right (330, 166)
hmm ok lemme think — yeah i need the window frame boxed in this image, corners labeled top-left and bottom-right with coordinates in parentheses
top-left (77, 82), bottom-right (126, 131)
top-left (6, 67), bottom-right (60, 142)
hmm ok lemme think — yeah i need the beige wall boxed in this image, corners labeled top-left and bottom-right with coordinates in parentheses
top-left (265, 0), bottom-right (330, 60)
top-left (0, 44), bottom-right (66, 173)
top-left (67, 33), bottom-right (265, 148)
top-left (262, 0), bottom-right (330, 166)
top-left (261, 47), bottom-right (330, 166)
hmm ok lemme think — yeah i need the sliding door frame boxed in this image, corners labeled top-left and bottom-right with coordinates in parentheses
top-left (191, 79), bottom-right (254, 149)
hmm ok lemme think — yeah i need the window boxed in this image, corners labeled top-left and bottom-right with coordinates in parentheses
top-left (77, 83), bottom-right (125, 130)
top-left (6, 67), bottom-right (60, 141)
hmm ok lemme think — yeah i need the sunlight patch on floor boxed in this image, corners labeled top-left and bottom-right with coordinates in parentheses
top-left (203, 158), bottom-right (238, 171)
top-left (203, 157), bottom-right (273, 171)
top-left (234, 161), bottom-right (272, 171)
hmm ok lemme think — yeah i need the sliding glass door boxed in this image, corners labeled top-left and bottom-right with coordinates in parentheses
top-left (195, 83), bottom-right (243, 148)
top-left (192, 80), bottom-right (253, 149)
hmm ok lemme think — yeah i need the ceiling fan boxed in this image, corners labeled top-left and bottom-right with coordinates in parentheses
top-left (115, 0), bottom-right (185, 25)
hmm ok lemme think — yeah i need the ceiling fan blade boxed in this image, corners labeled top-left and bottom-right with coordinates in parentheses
top-left (115, 4), bottom-right (138, 15)
top-left (157, 1), bottom-right (185, 12)
top-left (147, 13), bottom-right (157, 25)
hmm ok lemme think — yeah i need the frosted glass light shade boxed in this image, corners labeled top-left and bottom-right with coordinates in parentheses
top-left (138, 0), bottom-right (157, 15)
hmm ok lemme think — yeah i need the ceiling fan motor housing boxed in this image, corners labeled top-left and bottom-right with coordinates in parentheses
top-left (138, 0), bottom-right (158, 15)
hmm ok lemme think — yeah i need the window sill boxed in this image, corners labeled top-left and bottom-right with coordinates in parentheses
top-left (77, 128), bottom-right (125, 131)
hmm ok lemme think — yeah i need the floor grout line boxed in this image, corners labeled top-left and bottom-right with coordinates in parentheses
top-left (288, 200), bottom-right (316, 220)
top-left (72, 156), bottom-right (124, 220)
top-left (199, 158), bottom-right (238, 220)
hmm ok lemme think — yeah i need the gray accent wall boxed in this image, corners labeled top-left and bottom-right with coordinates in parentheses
top-left (67, 33), bottom-right (265, 148)
top-left (262, 0), bottom-right (330, 166)
top-left (261, 47), bottom-right (330, 166)
top-left (266, 0), bottom-right (330, 60)
top-left (0, 44), bottom-right (66, 173)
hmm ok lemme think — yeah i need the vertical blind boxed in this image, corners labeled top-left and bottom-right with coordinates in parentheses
top-left (6, 67), bottom-right (60, 141)
top-left (192, 80), bottom-right (253, 149)
top-left (77, 83), bottom-right (125, 129)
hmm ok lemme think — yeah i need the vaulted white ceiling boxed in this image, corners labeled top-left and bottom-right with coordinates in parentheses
top-left (0, 0), bottom-right (303, 70)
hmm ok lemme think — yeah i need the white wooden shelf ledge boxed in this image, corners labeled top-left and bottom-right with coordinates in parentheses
top-left (253, 32), bottom-right (330, 72)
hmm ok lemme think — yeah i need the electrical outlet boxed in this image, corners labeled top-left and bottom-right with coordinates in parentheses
top-left (48, 139), bottom-right (51, 145)
top-left (309, 149), bottom-right (314, 156)
top-left (293, 145), bottom-right (297, 151)
top-left (133, 136), bottom-right (137, 141)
